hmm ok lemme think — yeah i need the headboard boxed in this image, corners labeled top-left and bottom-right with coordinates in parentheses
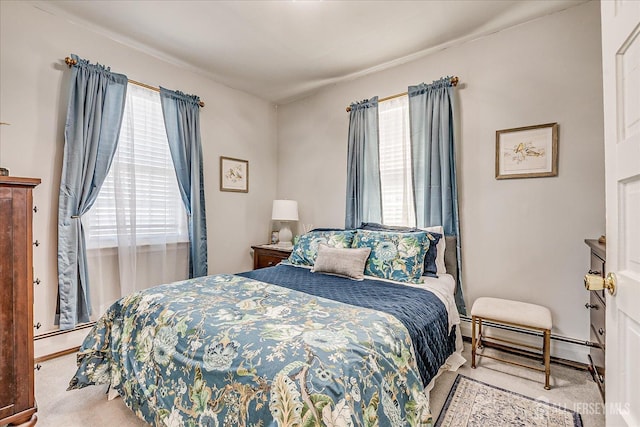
top-left (444, 235), bottom-right (459, 286)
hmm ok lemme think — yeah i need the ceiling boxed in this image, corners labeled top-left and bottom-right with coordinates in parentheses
top-left (35, 0), bottom-right (587, 104)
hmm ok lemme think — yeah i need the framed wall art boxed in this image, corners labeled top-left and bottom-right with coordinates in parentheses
top-left (495, 122), bottom-right (558, 179)
top-left (220, 156), bottom-right (249, 192)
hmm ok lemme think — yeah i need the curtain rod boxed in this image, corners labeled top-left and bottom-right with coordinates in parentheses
top-left (345, 76), bottom-right (459, 112)
top-left (64, 57), bottom-right (205, 108)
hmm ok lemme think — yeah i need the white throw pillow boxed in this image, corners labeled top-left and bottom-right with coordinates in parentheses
top-left (421, 225), bottom-right (446, 274)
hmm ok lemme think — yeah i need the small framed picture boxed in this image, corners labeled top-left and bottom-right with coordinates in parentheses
top-left (496, 123), bottom-right (558, 179)
top-left (220, 156), bottom-right (249, 192)
top-left (270, 231), bottom-right (279, 245)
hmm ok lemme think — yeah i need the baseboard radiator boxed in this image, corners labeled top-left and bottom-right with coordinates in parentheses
top-left (33, 321), bottom-right (96, 341)
top-left (33, 321), bottom-right (96, 363)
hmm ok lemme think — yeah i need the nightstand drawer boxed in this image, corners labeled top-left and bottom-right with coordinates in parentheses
top-left (251, 245), bottom-right (292, 270)
top-left (256, 253), bottom-right (286, 269)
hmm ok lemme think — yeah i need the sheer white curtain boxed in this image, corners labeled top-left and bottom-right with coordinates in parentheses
top-left (84, 84), bottom-right (189, 316)
top-left (378, 96), bottom-right (416, 227)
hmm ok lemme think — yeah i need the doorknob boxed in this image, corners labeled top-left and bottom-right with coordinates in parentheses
top-left (584, 272), bottom-right (617, 296)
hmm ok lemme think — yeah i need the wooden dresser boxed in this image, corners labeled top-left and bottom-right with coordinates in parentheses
top-left (0, 177), bottom-right (40, 426)
top-left (251, 245), bottom-right (292, 269)
top-left (585, 238), bottom-right (606, 399)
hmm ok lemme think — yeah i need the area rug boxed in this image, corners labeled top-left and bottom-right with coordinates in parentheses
top-left (435, 375), bottom-right (583, 427)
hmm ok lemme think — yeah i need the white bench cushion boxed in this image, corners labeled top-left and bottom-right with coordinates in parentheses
top-left (471, 297), bottom-right (552, 330)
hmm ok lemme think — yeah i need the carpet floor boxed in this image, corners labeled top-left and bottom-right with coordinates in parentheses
top-left (29, 343), bottom-right (604, 426)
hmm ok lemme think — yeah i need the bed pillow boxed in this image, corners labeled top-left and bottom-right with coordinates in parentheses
top-left (421, 231), bottom-right (442, 277)
top-left (311, 244), bottom-right (371, 280)
top-left (420, 225), bottom-right (447, 274)
top-left (286, 229), bottom-right (356, 266)
top-left (359, 222), bottom-right (441, 277)
top-left (352, 229), bottom-right (429, 283)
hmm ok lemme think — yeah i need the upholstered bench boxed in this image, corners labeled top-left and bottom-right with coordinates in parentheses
top-left (471, 297), bottom-right (553, 389)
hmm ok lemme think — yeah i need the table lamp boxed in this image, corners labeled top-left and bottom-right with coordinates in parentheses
top-left (272, 200), bottom-right (299, 247)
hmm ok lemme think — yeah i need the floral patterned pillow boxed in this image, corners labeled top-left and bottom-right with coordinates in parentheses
top-left (359, 222), bottom-right (442, 277)
top-left (286, 230), bottom-right (356, 266)
top-left (352, 229), bottom-right (429, 283)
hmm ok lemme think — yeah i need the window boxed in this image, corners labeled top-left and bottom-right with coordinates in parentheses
top-left (378, 95), bottom-right (416, 227)
top-left (85, 84), bottom-right (188, 248)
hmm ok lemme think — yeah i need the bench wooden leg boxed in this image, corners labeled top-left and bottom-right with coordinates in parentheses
top-left (471, 315), bottom-right (477, 368)
top-left (544, 329), bottom-right (551, 390)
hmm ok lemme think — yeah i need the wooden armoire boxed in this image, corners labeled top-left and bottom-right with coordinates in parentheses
top-left (0, 176), bottom-right (40, 426)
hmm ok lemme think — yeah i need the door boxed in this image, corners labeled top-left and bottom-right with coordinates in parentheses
top-left (601, 2), bottom-right (640, 426)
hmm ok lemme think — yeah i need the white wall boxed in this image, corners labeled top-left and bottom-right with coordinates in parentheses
top-left (0, 2), bottom-right (278, 346)
top-left (276, 2), bottom-right (604, 361)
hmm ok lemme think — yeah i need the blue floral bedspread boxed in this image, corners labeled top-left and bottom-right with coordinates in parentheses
top-left (69, 270), bottom-right (451, 426)
top-left (240, 264), bottom-right (456, 387)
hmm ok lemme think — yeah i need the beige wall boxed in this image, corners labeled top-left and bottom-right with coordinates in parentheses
top-left (276, 2), bottom-right (604, 361)
top-left (0, 2), bottom-right (278, 346)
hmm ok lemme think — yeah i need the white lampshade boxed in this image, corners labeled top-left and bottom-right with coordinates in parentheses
top-left (272, 200), bottom-right (298, 247)
top-left (272, 200), bottom-right (299, 221)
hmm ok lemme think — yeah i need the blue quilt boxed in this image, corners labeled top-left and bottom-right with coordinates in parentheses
top-left (69, 268), bottom-right (454, 426)
top-left (239, 265), bottom-right (457, 387)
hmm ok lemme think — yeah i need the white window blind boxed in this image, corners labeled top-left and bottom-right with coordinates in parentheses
top-left (378, 95), bottom-right (416, 227)
top-left (85, 84), bottom-right (188, 248)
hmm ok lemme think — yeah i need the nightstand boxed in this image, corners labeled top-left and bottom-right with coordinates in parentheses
top-left (251, 245), bottom-right (292, 270)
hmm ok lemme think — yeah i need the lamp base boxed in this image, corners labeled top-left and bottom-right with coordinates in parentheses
top-left (278, 223), bottom-right (293, 247)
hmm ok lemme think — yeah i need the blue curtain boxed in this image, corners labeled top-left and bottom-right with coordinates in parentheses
top-left (345, 97), bottom-right (382, 228)
top-left (409, 78), bottom-right (466, 314)
top-left (160, 87), bottom-right (208, 278)
top-left (57, 54), bottom-right (128, 330)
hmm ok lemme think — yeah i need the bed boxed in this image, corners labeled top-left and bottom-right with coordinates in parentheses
top-left (69, 228), bottom-right (464, 426)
